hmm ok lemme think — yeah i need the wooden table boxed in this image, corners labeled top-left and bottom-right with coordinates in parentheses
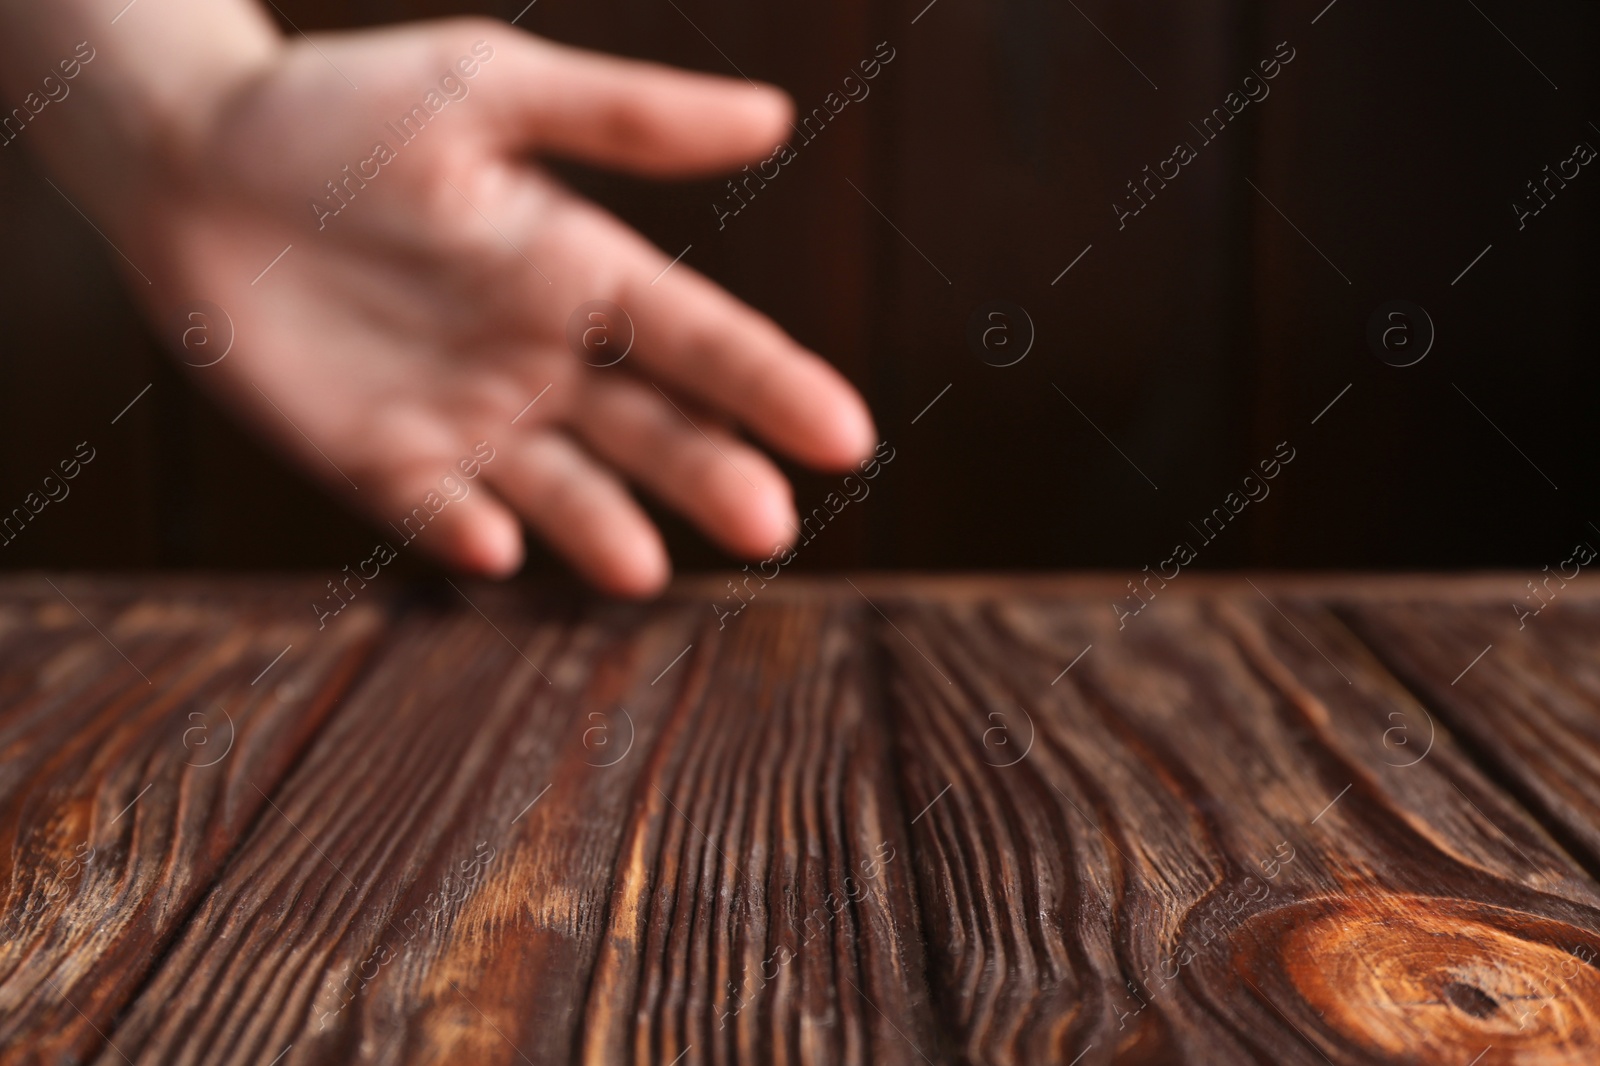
top-left (5, 574), bottom-right (1600, 1065)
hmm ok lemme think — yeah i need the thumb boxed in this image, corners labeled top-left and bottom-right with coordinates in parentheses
top-left (479, 30), bottom-right (793, 176)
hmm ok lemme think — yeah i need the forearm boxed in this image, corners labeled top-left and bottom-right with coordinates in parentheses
top-left (0, 0), bottom-right (282, 217)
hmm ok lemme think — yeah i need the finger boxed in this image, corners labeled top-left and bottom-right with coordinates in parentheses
top-left (568, 373), bottom-right (797, 558)
top-left (365, 462), bottom-right (525, 578)
top-left (486, 430), bottom-right (670, 598)
top-left (484, 31), bottom-right (792, 176)
top-left (615, 253), bottom-right (877, 470)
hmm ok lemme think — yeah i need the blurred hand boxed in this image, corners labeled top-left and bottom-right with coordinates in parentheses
top-left (114, 18), bottom-right (874, 596)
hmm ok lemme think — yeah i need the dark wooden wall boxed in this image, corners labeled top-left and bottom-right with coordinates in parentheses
top-left (2, 0), bottom-right (1596, 577)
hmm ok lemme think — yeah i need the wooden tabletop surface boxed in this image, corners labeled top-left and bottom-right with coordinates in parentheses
top-left (5, 573), bottom-right (1600, 1065)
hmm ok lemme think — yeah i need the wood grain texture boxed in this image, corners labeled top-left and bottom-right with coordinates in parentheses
top-left (1340, 594), bottom-right (1600, 886)
top-left (580, 595), bottom-right (934, 1066)
top-left (89, 586), bottom-right (697, 1065)
top-left (877, 587), bottom-right (1600, 1064)
top-left (6, 575), bottom-right (1600, 1065)
top-left (0, 577), bottom-right (386, 1063)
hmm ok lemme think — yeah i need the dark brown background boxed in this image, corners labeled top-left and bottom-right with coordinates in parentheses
top-left (2, 0), bottom-right (1596, 580)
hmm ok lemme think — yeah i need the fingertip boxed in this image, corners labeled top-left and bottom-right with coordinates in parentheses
top-left (767, 489), bottom-right (801, 546)
top-left (598, 537), bottom-right (672, 600)
top-left (721, 483), bottom-right (799, 560)
top-left (747, 82), bottom-right (795, 140)
top-left (450, 507), bottom-right (525, 579)
top-left (711, 81), bottom-right (794, 165)
top-left (801, 378), bottom-right (879, 470)
top-left (582, 507), bottom-right (672, 599)
top-left (836, 392), bottom-right (880, 466)
top-left (756, 486), bottom-right (800, 553)
top-left (504, 41), bottom-right (799, 175)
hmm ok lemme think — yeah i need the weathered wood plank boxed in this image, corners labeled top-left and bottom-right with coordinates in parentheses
top-left (1340, 594), bottom-right (1600, 885)
top-left (0, 577), bottom-right (387, 1063)
top-left (83, 586), bottom-right (939, 1065)
top-left (10, 575), bottom-right (1600, 1065)
top-left (81, 586), bottom-right (688, 1064)
top-left (580, 595), bottom-right (935, 1066)
top-left (879, 588), bottom-right (1600, 1064)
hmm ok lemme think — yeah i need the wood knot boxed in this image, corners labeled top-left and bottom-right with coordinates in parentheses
top-left (1440, 979), bottom-right (1500, 1019)
top-left (1227, 896), bottom-right (1600, 1064)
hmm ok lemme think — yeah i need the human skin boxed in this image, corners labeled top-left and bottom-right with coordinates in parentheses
top-left (0, 1), bottom-right (876, 596)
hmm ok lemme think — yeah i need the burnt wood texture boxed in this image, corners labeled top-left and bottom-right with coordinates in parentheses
top-left (6, 574), bottom-right (1600, 1064)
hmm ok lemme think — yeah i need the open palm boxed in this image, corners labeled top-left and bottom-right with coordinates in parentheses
top-left (125, 18), bottom-right (874, 596)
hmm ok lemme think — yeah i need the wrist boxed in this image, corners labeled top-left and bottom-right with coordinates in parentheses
top-left (3, 1), bottom-right (284, 228)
